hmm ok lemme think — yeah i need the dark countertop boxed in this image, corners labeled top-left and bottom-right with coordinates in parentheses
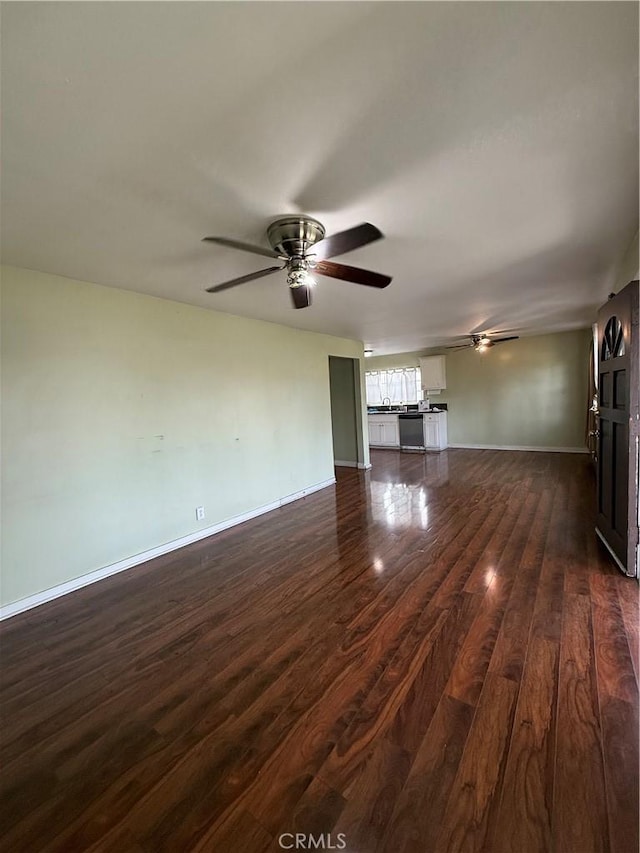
top-left (368, 408), bottom-right (446, 415)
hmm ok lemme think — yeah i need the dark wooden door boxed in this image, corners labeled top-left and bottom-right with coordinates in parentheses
top-left (596, 280), bottom-right (639, 576)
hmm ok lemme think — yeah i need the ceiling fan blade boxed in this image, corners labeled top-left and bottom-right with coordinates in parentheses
top-left (312, 223), bottom-right (383, 260)
top-left (314, 259), bottom-right (391, 288)
top-left (446, 343), bottom-right (473, 349)
top-left (202, 236), bottom-right (282, 260)
top-left (206, 265), bottom-right (283, 293)
top-left (493, 336), bottom-right (520, 343)
top-left (290, 285), bottom-right (312, 309)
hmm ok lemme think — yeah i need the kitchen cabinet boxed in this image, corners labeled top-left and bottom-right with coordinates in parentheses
top-left (419, 355), bottom-right (446, 390)
top-left (423, 412), bottom-right (448, 450)
top-left (368, 415), bottom-right (400, 447)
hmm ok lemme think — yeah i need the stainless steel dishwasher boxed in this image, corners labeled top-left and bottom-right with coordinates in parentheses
top-left (398, 413), bottom-right (425, 451)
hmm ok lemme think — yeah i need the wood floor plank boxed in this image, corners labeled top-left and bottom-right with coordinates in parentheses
top-left (599, 693), bottom-right (639, 853)
top-left (386, 591), bottom-right (482, 756)
top-left (488, 489), bottom-right (552, 682)
top-left (60, 628), bottom-right (361, 851)
top-left (178, 806), bottom-right (272, 853)
top-left (0, 449), bottom-right (634, 852)
top-left (209, 599), bottom-right (443, 840)
top-left (445, 575), bottom-right (512, 707)
top-left (430, 504), bottom-right (505, 606)
top-left (326, 738), bottom-right (410, 851)
top-left (274, 775), bottom-right (346, 840)
top-left (434, 672), bottom-right (519, 853)
top-left (590, 572), bottom-right (638, 703)
top-left (562, 465), bottom-right (594, 596)
top-left (382, 694), bottom-right (475, 853)
top-left (614, 573), bottom-right (640, 684)
top-left (88, 825), bottom-right (147, 853)
top-left (529, 481), bottom-right (570, 644)
top-left (554, 593), bottom-right (610, 853)
top-left (316, 603), bottom-right (448, 794)
top-left (491, 636), bottom-right (559, 853)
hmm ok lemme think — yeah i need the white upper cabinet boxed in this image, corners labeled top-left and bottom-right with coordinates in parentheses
top-left (419, 355), bottom-right (447, 390)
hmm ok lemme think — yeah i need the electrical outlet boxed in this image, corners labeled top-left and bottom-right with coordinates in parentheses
top-left (195, 506), bottom-right (205, 522)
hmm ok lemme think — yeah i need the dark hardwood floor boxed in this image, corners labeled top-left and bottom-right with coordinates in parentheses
top-left (1, 449), bottom-right (637, 853)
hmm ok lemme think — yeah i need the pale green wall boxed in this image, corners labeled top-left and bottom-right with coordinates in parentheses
top-left (329, 357), bottom-right (358, 463)
top-left (367, 330), bottom-right (591, 449)
top-left (366, 351), bottom-right (426, 370)
top-left (1, 266), bottom-right (368, 607)
top-left (614, 229), bottom-right (639, 291)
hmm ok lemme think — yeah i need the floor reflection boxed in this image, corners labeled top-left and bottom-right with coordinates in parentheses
top-left (330, 451), bottom-right (454, 576)
top-left (368, 450), bottom-right (450, 529)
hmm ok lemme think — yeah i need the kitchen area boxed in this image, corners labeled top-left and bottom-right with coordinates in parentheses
top-left (367, 356), bottom-right (448, 452)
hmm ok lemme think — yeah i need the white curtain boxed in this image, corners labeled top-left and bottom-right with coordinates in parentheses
top-left (365, 368), bottom-right (421, 404)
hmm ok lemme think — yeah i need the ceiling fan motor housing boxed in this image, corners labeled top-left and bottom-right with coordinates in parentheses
top-left (266, 217), bottom-right (326, 259)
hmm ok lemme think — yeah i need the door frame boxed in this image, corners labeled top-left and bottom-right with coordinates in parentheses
top-left (328, 355), bottom-right (369, 470)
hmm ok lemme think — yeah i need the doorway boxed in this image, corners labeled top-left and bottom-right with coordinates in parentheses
top-left (328, 356), bottom-right (365, 469)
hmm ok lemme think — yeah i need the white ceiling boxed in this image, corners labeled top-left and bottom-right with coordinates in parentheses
top-left (2, 2), bottom-right (638, 355)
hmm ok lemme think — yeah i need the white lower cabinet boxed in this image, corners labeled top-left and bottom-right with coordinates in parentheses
top-left (423, 412), bottom-right (448, 450)
top-left (368, 415), bottom-right (400, 447)
top-left (368, 412), bottom-right (447, 450)
top-left (381, 421), bottom-right (398, 445)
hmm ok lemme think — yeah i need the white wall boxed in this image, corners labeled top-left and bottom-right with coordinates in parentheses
top-left (1, 266), bottom-right (368, 608)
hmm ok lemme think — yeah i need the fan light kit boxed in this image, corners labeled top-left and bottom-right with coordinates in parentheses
top-left (286, 258), bottom-right (315, 289)
top-left (202, 216), bottom-right (391, 309)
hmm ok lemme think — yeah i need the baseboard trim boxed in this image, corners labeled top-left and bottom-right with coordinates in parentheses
top-left (447, 444), bottom-right (589, 454)
top-left (334, 460), bottom-right (371, 470)
top-left (0, 476), bottom-right (336, 621)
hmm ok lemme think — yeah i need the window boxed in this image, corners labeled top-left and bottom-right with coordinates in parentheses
top-left (601, 316), bottom-right (625, 360)
top-left (365, 367), bottom-right (422, 405)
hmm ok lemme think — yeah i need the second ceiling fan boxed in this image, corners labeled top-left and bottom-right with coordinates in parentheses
top-left (447, 333), bottom-right (520, 352)
top-left (203, 216), bottom-right (392, 309)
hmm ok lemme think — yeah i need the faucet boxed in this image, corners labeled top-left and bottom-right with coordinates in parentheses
top-left (382, 397), bottom-right (391, 407)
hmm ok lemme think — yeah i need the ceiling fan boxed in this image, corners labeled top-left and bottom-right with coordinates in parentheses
top-left (202, 216), bottom-right (392, 309)
top-left (447, 332), bottom-right (520, 352)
